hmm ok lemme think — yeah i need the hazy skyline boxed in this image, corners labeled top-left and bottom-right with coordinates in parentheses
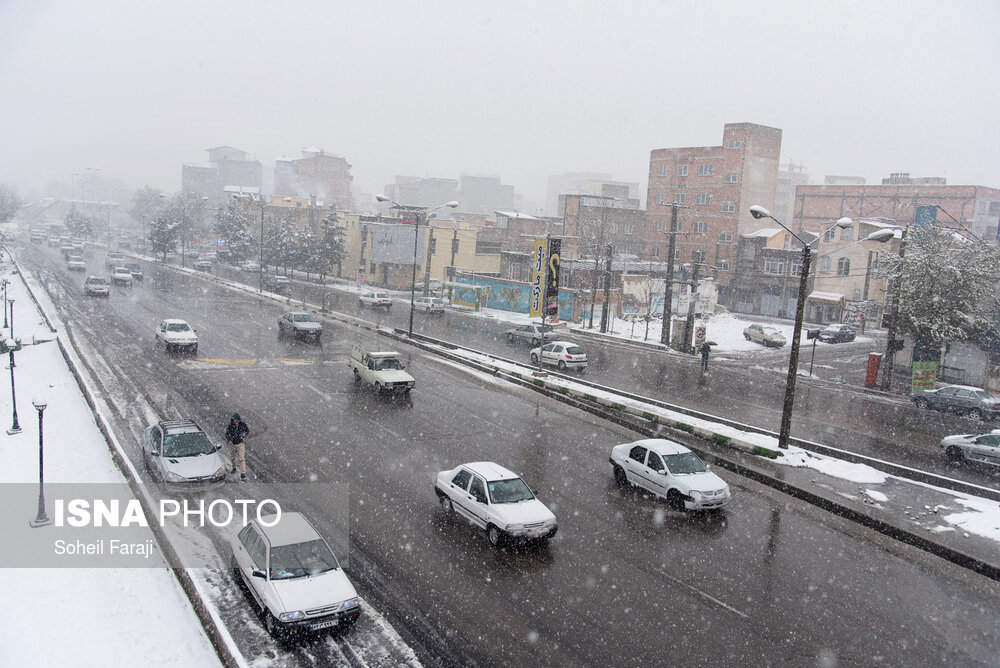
top-left (2, 0), bottom-right (998, 212)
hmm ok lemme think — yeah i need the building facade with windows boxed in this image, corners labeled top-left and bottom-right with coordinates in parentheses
top-left (274, 147), bottom-right (353, 210)
top-left (181, 146), bottom-right (263, 210)
top-left (645, 122), bottom-right (783, 307)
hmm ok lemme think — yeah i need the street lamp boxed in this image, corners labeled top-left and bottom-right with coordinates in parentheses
top-left (749, 205), bottom-right (853, 449)
top-left (375, 195), bottom-right (459, 338)
top-left (1, 278), bottom-right (8, 328)
top-left (4, 336), bottom-right (20, 435)
top-left (29, 397), bottom-right (51, 528)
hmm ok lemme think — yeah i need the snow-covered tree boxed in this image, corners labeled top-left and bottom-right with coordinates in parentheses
top-left (64, 205), bottom-right (95, 238)
top-left (128, 186), bottom-right (163, 244)
top-left (876, 226), bottom-right (1000, 344)
top-left (214, 201), bottom-right (256, 263)
top-left (0, 183), bottom-right (22, 223)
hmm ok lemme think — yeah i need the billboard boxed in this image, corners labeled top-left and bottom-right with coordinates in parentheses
top-left (529, 237), bottom-right (546, 317)
top-left (546, 238), bottom-right (561, 319)
top-left (370, 224), bottom-right (424, 265)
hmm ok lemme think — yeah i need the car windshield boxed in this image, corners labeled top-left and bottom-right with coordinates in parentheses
top-left (88, 278), bottom-right (107, 285)
top-left (663, 452), bottom-right (708, 474)
top-left (162, 432), bottom-right (215, 457)
top-left (488, 477), bottom-right (535, 503)
top-left (292, 314), bottom-right (316, 322)
top-left (166, 323), bottom-right (191, 332)
top-left (375, 358), bottom-right (402, 371)
top-left (269, 539), bottom-right (339, 580)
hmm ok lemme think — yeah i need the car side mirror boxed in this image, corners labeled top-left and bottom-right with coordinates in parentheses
top-left (706, 464), bottom-right (711, 470)
top-left (252, 569), bottom-right (266, 579)
top-left (151, 450), bottom-right (160, 457)
top-left (657, 470), bottom-right (667, 475)
top-left (215, 443), bottom-right (223, 451)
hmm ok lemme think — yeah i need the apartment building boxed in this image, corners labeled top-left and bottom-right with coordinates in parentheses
top-left (646, 122), bottom-right (782, 307)
top-left (181, 146), bottom-right (263, 210)
top-left (274, 147), bottom-right (353, 210)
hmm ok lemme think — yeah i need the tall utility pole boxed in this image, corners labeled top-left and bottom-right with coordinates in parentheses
top-left (422, 226), bottom-right (434, 296)
top-left (681, 262), bottom-right (700, 353)
top-left (660, 204), bottom-right (681, 345)
top-left (880, 227), bottom-right (909, 392)
top-left (600, 243), bottom-right (613, 333)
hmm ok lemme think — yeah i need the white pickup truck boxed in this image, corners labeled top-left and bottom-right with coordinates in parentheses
top-left (349, 344), bottom-right (415, 394)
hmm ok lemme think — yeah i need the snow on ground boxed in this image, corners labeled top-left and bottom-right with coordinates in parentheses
top-left (0, 262), bottom-right (222, 668)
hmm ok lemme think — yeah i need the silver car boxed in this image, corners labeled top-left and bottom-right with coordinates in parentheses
top-left (142, 419), bottom-right (227, 483)
top-left (505, 323), bottom-right (554, 345)
top-left (941, 431), bottom-right (1000, 467)
top-left (911, 384), bottom-right (1000, 421)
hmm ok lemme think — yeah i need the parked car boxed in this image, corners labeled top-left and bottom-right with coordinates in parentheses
top-left (155, 319), bottom-right (198, 354)
top-left (278, 311), bottom-right (322, 341)
top-left (818, 323), bottom-right (857, 343)
top-left (66, 255), bottom-right (86, 271)
top-left (105, 252), bottom-right (125, 269)
top-left (358, 291), bottom-right (392, 310)
top-left (609, 438), bottom-right (731, 511)
top-left (529, 340), bottom-right (587, 371)
top-left (125, 262), bottom-right (144, 282)
top-left (434, 461), bottom-right (558, 547)
top-left (230, 512), bottom-right (361, 637)
top-left (413, 296), bottom-right (446, 313)
top-left (264, 275), bottom-right (292, 295)
top-left (940, 431), bottom-right (1000, 467)
top-left (742, 324), bottom-right (787, 347)
top-left (111, 266), bottom-right (134, 287)
top-left (142, 419), bottom-right (227, 483)
top-left (505, 323), bottom-right (554, 345)
top-left (413, 278), bottom-right (443, 294)
top-left (241, 260), bottom-right (262, 272)
top-left (910, 384), bottom-right (1000, 421)
top-left (84, 275), bottom-right (110, 297)
top-left (194, 259), bottom-right (214, 272)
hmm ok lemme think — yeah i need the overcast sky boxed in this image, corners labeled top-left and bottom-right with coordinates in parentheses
top-left (2, 0), bottom-right (998, 212)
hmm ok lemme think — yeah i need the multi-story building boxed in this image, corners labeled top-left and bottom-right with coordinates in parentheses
top-left (457, 175), bottom-right (515, 215)
top-left (560, 194), bottom-right (649, 261)
top-left (645, 122), bottom-right (783, 307)
top-left (775, 163), bottom-right (809, 227)
top-left (546, 173), bottom-right (641, 216)
top-left (274, 146), bottom-right (353, 210)
top-left (181, 146), bottom-right (263, 210)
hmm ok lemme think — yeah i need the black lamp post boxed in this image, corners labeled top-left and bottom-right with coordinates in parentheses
top-left (1, 279), bottom-right (8, 329)
top-left (29, 397), bottom-right (51, 528)
top-left (4, 337), bottom-right (20, 435)
top-left (6, 297), bottom-right (12, 340)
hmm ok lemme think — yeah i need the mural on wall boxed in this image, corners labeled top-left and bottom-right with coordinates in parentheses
top-left (456, 274), bottom-right (575, 321)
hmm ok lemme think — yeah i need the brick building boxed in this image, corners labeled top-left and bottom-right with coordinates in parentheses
top-left (181, 146), bottom-right (263, 210)
top-left (274, 146), bottom-right (353, 210)
top-left (645, 122), bottom-right (783, 307)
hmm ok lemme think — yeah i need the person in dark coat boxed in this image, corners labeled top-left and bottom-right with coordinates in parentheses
top-left (699, 342), bottom-right (711, 371)
top-left (226, 413), bottom-right (250, 479)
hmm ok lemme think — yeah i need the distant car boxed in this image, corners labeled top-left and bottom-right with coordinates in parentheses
top-left (264, 275), bottom-right (292, 295)
top-left (413, 278), bottom-right (443, 294)
top-left (530, 340), bottom-right (587, 371)
top-left (278, 311), bottom-right (322, 341)
top-left (105, 252), bottom-right (125, 269)
top-left (84, 276), bottom-right (110, 297)
top-left (609, 438), bottom-right (731, 511)
top-left (434, 461), bottom-right (558, 547)
top-left (125, 262), bottom-right (144, 282)
top-left (142, 419), bottom-right (227, 483)
top-left (505, 323), bottom-right (554, 345)
top-left (66, 255), bottom-right (86, 271)
top-left (194, 259), bottom-right (214, 272)
top-left (155, 319), bottom-right (198, 354)
top-left (818, 323), bottom-right (857, 343)
top-left (111, 266), bottom-right (134, 287)
top-left (241, 260), bottom-right (262, 272)
top-left (413, 296), bottom-right (446, 314)
top-left (46, 235), bottom-right (60, 247)
top-left (742, 324), bottom-right (786, 347)
top-left (940, 431), bottom-right (1000, 467)
top-left (230, 512), bottom-right (361, 637)
top-left (910, 385), bottom-right (1000, 421)
top-left (358, 291), bottom-right (392, 310)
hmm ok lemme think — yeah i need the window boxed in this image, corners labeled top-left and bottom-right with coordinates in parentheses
top-left (653, 219), bottom-right (663, 231)
top-left (677, 165), bottom-right (689, 176)
top-left (674, 249), bottom-right (680, 260)
top-left (249, 530), bottom-right (267, 569)
top-left (698, 164), bottom-right (714, 176)
top-left (718, 232), bottom-right (733, 242)
top-left (692, 250), bottom-right (705, 263)
top-left (726, 139), bottom-right (742, 149)
top-left (840, 227), bottom-right (854, 241)
top-left (657, 164), bottom-right (667, 177)
top-left (629, 445), bottom-right (648, 463)
top-left (696, 193), bottom-right (712, 205)
top-left (693, 221), bottom-right (708, 234)
top-left (721, 203), bottom-right (735, 213)
top-left (646, 452), bottom-right (665, 472)
top-left (990, 201), bottom-right (1000, 216)
top-left (671, 219), bottom-right (683, 232)
top-left (718, 259), bottom-right (730, 271)
top-left (820, 256), bottom-right (832, 273)
top-left (651, 247), bottom-right (660, 258)
top-left (469, 477), bottom-right (488, 504)
top-left (451, 469), bottom-right (472, 490)
top-left (610, 223), bottom-right (618, 234)
top-left (823, 228), bottom-right (836, 243)
top-left (724, 174), bottom-right (738, 183)
top-left (765, 259), bottom-right (784, 274)
top-left (837, 257), bottom-right (851, 276)
top-left (790, 260), bottom-right (801, 276)
top-left (625, 224), bottom-right (633, 235)
top-left (783, 234), bottom-right (790, 249)
top-left (656, 192), bottom-right (665, 204)
top-left (674, 193), bottom-right (686, 205)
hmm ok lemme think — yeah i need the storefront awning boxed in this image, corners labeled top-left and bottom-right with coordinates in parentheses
top-left (806, 291), bottom-right (845, 305)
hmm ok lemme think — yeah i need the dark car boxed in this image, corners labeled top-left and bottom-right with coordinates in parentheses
top-left (818, 323), bottom-right (857, 343)
top-left (125, 262), bottom-right (144, 282)
top-left (911, 384), bottom-right (1000, 421)
top-left (278, 311), bottom-right (322, 341)
top-left (264, 275), bottom-right (292, 295)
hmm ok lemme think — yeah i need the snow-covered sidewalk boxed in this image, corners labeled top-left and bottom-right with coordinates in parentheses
top-left (0, 261), bottom-right (222, 667)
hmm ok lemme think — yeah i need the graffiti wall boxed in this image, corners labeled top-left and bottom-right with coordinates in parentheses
top-left (455, 275), bottom-right (576, 321)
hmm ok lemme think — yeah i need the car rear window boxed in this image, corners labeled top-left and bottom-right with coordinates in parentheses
top-left (566, 346), bottom-right (585, 355)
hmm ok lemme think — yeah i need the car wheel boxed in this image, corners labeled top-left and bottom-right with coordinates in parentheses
top-left (487, 524), bottom-right (504, 547)
top-left (375, 382), bottom-right (383, 395)
top-left (507, 333), bottom-right (514, 342)
top-left (613, 465), bottom-right (628, 486)
top-left (945, 445), bottom-right (965, 462)
top-left (744, 333), bottom-right (750, 341)
top-left (440, 495), bottom-right (453, 514)
top-left (530, 353), bottom-right (539, 363)
top-left (968, 408), bottom-right (985, 420)
top-left (914, 397), bottom-right (928, 409)
top-left (667, 489), bottom-right (686, 512)
top-left (531, 338), bottom-right (539, 346)
top-left (353, 368), bottom-right (360, 382)
top-left (230, 555), bottom-right (241, 582)
top-left (263, 609), bottom-right (280, 638)
top-left (192, 345), bottom-right (198, 355)
top-left (557, 360), bottom-right (566, 370)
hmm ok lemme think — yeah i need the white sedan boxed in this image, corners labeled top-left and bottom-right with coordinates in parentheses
top-left (435, 461), bottom-right (557, 547)
top-left (230, 512), bottom-right (360, 637)
top-left (609, 438), bottom-right (731, 511)
top-left (155, 319), bottom-right (198, 354)
top-left (529, 340), bottom-right (587, 371)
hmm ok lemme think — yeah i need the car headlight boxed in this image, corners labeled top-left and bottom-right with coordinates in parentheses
top-left (505, 524), bottom-right (524, 532)
top-left (213, 465), bottom-right (226, 478)
top-left (689, 490), bottom-right (703, 500)
top-left (279, 610), bottom-right (305, 622)
top-left (165, 471), bottom-right (186, 482)
top-left (342, 598), bottom-right (359, 610)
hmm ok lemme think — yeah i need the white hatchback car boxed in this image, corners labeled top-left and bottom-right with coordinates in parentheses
top-left (435, 461), bottom-right (557, 547)
top-left (609, 439), bottom-right (731, 511)
top-left (231, 512), bottom-right (360, 637)
top-left (155, 319), bottom-right (198, 354)
top-left (529, 340), bottom-right (587, 371)
top-left (413, 296), bottom-right (446, 314)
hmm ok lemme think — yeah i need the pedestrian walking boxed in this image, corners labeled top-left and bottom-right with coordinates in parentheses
top-left (226, 413), bottom-right (250, 480)
top-left (699, 342), bottom-right (711, 371)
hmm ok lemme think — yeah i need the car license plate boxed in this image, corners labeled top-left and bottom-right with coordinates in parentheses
top-left (310, 619), bottom-right (339, 631)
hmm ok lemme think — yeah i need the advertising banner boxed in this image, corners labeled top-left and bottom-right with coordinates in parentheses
top-left (911, 361), bottom-right (939, 392)
top-left (546, 238), bottom-right (561, 321)
top-left (529, 237), bottom-right (546, 317)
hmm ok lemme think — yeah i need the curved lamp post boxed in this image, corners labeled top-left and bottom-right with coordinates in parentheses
top-left (4, 336), bottom-right (20, 435)
top-left (29, 397), bottom-right (51, 528)
top-left (749, 206), bottom-right (853, 449)
top-left (375, 195), bottom-right (459, 338)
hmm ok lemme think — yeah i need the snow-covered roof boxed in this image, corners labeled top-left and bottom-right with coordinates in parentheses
top-left (223, 185), bottom-right (260, 195)
top-left (807, 291), bottom-right (845, 304)
top-left (463, 461), bottom-right (518, 481)
top-left (495, 210), bottom-right (541, 221)
top-left (746, 227), bottom-right (783, 238)
top-left (256, 512), bottom-right (319, 547)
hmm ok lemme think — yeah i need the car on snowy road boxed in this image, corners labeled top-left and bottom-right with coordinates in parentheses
top-left (142, 419), bottom-right (227, 483)
top-left (529, 340), bottom-right (587, 371)
top-left (818, 323), bottom-right (857, 343)
top-left (155, 319), bottom-right (198, 354)
top-left (111, 266), bottom-right (134, 287)
top-left (434, 461), bottom-right (557, 547)
top-left (358, 291), bottom-right (392, 310)
top-left (940, 431), bottom-right (1000, 467)
top-left (84, 276), bottom-right (110, 297)
top-left (910, 384), bottom-right (1000, 421)
top-left (609, 438), bottom-right (731, 511)
top-left (230, 512), bottom-right (360, 638)
top-left (413, 296), bottom-right (446, 313)
top-left (278, 311), bottom-right (322, 341)
top-left (504, 323), bottom-right (554, 345)
top-left (742, 324), bottom-right (786, 347)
